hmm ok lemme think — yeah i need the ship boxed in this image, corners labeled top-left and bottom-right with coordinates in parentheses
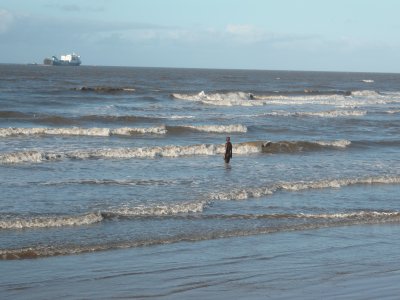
top-left (43, 53), bottom-right (81, 66)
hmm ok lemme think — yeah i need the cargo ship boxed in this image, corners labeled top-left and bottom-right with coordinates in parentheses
top-left (43, 53), bottom-right (81, 66)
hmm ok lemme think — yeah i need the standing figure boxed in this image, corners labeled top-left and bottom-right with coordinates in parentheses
top-left (224, 136), bottom-right (233, 163)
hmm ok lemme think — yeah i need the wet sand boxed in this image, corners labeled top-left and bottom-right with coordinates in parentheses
top-left (2, 224), bottom-right (400, 299)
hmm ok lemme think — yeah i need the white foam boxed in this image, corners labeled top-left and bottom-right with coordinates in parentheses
top-left (0, 126), bottom-right (167, 138)
top-left (0, 140), bottom-right (350, 164)
top-left (361, 80), bottom-right (374, 83)
top-left (386, 110), bottom-right (400, 114)
top-left (173, 90), bottom-right (400, 107)
top-left (302, 211), bottom-right (400, 219)
top-left (185, 124), bottom-right (247, 133)
top-left (315, 140), bottom-right (351, 148)
top-left (103, 201), bottom-right (208, 217)
top-left (0, 201), bottom-right (207, 230)
top-left (172, 91), bottom-right (260, 106)
top-left (210, 176), bottom-right (400, 201)
top-left (241, 110), bottom-right (366, 118)
top-left (296, 110), bottom-right (367, 117)
top-left (168, 115), bottom-right (195, 119)
top-left (351, 90), bottom-right (380, 97)
top-left (0, 150), bottom-right (60, 164)
top-left (111, 126), bottom-right (167, 135)
top-left (0, 212), bottom-right (103, 229)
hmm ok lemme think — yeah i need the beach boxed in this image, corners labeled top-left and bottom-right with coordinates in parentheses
top-left (3, 225), bottom-right (400, 299)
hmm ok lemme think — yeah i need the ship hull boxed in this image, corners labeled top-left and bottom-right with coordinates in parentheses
top-left (52, 61), bottom-right (81, 66)
top-left (43, 53), bottom-right (81, 66)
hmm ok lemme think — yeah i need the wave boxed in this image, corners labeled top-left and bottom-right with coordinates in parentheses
top-left (210, 175), bottom-right (400, 201)
top-left (0, 212), bottom-right (103, 230)
top-left (261, 140), bottom-right (351, 153)
top-left (238, 110), bottom-right (367, 119)
top-left (172, 90), bottom-right (400, 107)
top-left (172, 91), bottom-right (260, 106)
top-left (168, 124), bottom-right (247, 133)
top-left (3, 209), bottom-right (400, 260)
top-left (386, 110), bottom-right (400, 114)
top-left (197, 210), bottom-right (400, 221)
top-left (39, 178), bottom-right (189, 187)
top-left (0, 201), bottom-right (207, 230)
top-left (0, 140), bottom-right (350, 164)
top-left (294, 110), bottom-right (367, 117)
top-left (0, 112), bottom-right (177, 126)
top-left (0, 126), bottom-right (167, 137)
top-left (3, 176), bottom-right (398, 230)
top-left (0, 124), bottom-right (247, 138)
top-left (73, 86), bottom-right (135, 93)
top-left (102, 201), bottom-right (208, 218)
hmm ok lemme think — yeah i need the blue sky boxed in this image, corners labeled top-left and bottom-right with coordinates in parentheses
top-left (1, 0), bottom-right (399, 72)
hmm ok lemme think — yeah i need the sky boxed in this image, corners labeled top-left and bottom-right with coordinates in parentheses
top-left (1, 0), bottom-right (400, 72)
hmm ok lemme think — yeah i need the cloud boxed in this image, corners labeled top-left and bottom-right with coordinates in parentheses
top-left (0, 11), bottom-right (168, 44)
top-left (0, 9), bottom-right (14, 34)
top-left (225, 24), bottom-right (267, 43)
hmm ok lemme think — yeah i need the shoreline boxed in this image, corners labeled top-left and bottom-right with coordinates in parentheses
top-left (2, 224), bottom-right (400, 299)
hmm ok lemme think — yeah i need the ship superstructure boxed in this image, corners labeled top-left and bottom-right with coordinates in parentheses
top-left (43, 53), bottom-right (81, 66)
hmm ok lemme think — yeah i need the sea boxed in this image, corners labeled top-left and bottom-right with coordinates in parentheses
top-left (1, 64), bottom-right (400, 299)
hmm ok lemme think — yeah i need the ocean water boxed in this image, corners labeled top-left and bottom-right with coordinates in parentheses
top-left (1, 64), bottom-right (400, 298)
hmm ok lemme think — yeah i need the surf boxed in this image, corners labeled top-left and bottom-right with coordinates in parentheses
top-left (0, 140), bottom-right (352, 164)
top-left (0, 126), bottom-right (167, 137)
top-left (172, 90), bottom-right (400, 107)
top-left (210, 175), bottom-right (400, 201)
top-left (2, 208), bottom-right (400, 260)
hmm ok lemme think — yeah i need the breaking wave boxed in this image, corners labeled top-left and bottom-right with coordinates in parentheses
top-left (170, 124), bottom-right (247, 133)
top-left (0, 212), bottom-right (103, 230)
top-left (0, 124), bottom-right (247, 138)
top-left (172, 91), bottom-right (260, 106)
top-left (0, 126), bottom-right (167, 137)
top-left (240, 110), bottom-right (367, 119)
top-left (2, 175), bottom-right (400, 259)
top-left (3, 176), bottom-right (399, 230)
top-left (0, 201), bottom-right (207, 230)
top-left (261, 140), bottom-right (351, 153)
top-left (294, 110), bottom-right (367, 117)
top-left (172, 90), bottom-right (400, 107)
top-left (210, 176), bottom-right (400, 201)
top-left (0, 140), bottom-right (350, 164)
top-left (2, 208), bottom-right (400, 260)
top-left (102, 201), bottom-right (208, 218)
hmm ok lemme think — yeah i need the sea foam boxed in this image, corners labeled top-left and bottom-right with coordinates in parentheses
top-left (172, 90), bottom-right (400, 107)
top-left (102, 200), bottom-right (208, 218)
top-left (0, 140), bottom-right (350, 164)
top-left (0, 201), bottom-right (207, 230)
top-left (0, 126), bottom-right (167, 137)
top-left (209, 176), bottom-right (400, 201)
top-left (3, 208), bottom-right (400, 260)
top-left (183, 124), bottom-right (247, 133)
top-left (0, 212), bottom-right (103, 229)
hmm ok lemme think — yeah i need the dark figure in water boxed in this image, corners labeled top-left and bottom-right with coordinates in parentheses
top-left (224, 136), bottom-right (233, 163)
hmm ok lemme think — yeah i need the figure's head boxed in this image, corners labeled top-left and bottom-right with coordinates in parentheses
top-left (226, 136), bottom-right (230, 142)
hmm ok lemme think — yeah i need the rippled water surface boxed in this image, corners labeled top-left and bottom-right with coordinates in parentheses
top-left (1, 65), bottom-right (400, 298)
